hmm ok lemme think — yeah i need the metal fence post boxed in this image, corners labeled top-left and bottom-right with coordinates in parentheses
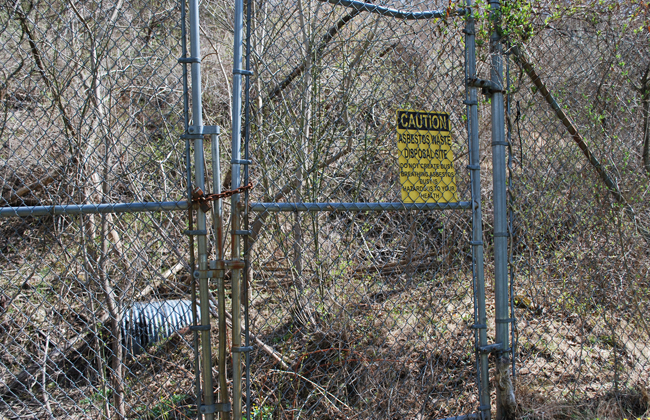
top-left (489, 0), bottom-right (515, 418)
top-left (187, 0), bottom-right (216, 418)
top-left (231, 0), bottom-right (245, 416)
top-left (242, 0), bottom-right (254, 416)
top-left (211, 134), bottom-right (231, 420)
top-left (180, 0), bottom-right (203, 414)
top-left (465, 1), bottom-right (490, 418)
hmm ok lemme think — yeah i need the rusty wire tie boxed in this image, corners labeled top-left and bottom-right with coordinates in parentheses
top-left (191, 182), bottom-right (253, 212)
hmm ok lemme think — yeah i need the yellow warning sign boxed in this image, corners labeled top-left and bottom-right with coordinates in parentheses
top-left (397, 109), bottom-right (458, 203)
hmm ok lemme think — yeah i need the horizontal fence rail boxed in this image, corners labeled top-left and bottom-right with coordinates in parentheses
top-left (249, 201), bottom-right (473, 212)
top-left (0, 201), bottom-right (190, 218)
top-left (317, 0), bottom-right (466, 20)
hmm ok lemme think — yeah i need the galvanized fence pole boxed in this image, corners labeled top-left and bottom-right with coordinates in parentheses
top-left (505, 54), bottom-right (517, 381)
top-left (187, 0), bottom-right (216, 418)
top-left (488, 0), bottom-right (515, 418)
top-left (180, 0), bottom-right (203, 412)
top-left (231, 0), bottom-right (246, 415)
top-left (242, 0), bottom-right (254, 416)
top-left (465, 1), bottom-right (490, 418)
top-left (211, 134), bottom-right (231, 420)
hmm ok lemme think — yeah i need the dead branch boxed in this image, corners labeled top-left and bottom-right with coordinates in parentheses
top-left (41, 334), bottom-right (53, 419)
top-left (134, 262), bottom-right (186, 301)
top-left (15, 2), bottom-right (76, 139)
top-left (512, 45), bottom-right (650, 244)
top-left (3, 170), bottom-right (59, 206)
top-left (266, 9), bottom-right (361, 101)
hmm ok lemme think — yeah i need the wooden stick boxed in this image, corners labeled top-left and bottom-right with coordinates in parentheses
top-left (41, 334), bottom-right (53, 419)
top-left (4, 171), bottom-right (58, 205)
top-left (134, 261), bottom-right (186, 301)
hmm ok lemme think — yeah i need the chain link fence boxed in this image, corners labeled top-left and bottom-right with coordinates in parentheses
top-left (504, 3), bottom-right (650, 418)
top-left (2, 0), bottom-right (650, 419)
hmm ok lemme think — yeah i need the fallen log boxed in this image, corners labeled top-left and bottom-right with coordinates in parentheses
top-left (3, 170), bottom-right (59, 206)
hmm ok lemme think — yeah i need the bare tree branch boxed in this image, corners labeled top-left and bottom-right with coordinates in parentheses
top-left (512, 44), bottom-right (650, 244)
top-left (267, 10), bottom-right (361, 101)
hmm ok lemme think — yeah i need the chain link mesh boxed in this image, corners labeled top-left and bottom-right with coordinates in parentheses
top-left (1, 0), bottom-right (195, 417)
top-left (240, 1), bottom-right (479, 418)
top-left (504, 2), bottom-right (650, 418)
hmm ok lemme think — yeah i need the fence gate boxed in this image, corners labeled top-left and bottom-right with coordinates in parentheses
top-left (182, 0), bottom-right (495, 418)
top-left (241, 0), bottom-right (492, 417)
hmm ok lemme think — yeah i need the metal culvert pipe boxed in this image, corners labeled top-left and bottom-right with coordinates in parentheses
top-left (121, 299), bottom-right (194, 355)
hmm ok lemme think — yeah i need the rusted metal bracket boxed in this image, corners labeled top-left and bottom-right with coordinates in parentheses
top-left (193, 259), bottom-right (246, 278)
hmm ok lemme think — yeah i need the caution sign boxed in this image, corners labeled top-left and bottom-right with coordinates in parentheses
top-left (397, 109), bottom-right (458, 203)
